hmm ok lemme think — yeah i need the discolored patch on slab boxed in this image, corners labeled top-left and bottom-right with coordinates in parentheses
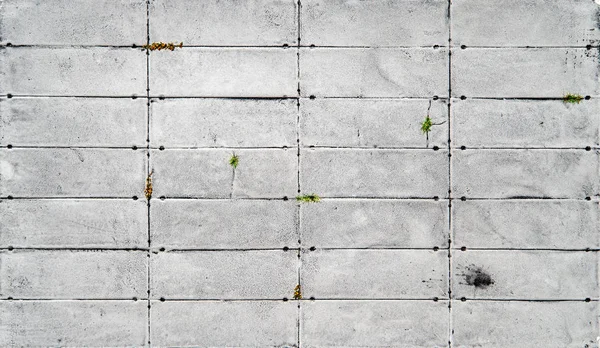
top-left (463, 265), bottom-right (494, 289)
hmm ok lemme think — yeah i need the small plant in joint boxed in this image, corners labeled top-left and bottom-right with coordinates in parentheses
top-left (143, 42), bottom-right (183, 51)
top-left (563, 93), bottom-right (584, 104)
top-left (229, 154), bottom-right (239, 168)
top-left (293, 285), bottom-right (302, 300)
top-left (296, 194), bottom-right (320, 203)
top-left (144, 171), bottom-right (153, 200)
top-left (421, 116), bottom-right (432, 134)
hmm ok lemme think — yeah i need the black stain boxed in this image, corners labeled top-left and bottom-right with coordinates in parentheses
top-left (464, 265), bottom-right (494, 288)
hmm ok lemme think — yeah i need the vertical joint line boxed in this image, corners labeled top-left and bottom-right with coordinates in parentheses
top-left (145, 1), bottom-right (152, 347)
top-left (447, 0), bottom-right (453, 347)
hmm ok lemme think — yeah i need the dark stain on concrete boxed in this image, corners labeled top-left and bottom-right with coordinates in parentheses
top-left (464, 265), bottom-right (494, 288)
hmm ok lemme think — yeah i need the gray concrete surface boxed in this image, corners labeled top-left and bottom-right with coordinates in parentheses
top-left (0, 0), bottom-right (599, 347)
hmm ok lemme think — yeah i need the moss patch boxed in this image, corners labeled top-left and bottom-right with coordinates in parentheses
top-left (296, 194), bottom-right (320, 203)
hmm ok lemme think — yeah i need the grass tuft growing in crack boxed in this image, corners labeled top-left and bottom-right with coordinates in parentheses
top-left (296, 194), bottom-right (320, 203)
top-left (563, 93), bottom-right (584, 104)
top-left (421, 116), bottom-right (432, 134)
top-left (144, 171), bottom-right (153, 200)
top-left (143, 42), bottom-right (183, 51)
top-left (293, 285), bottom-right (302, 300)
top-left (229, 154), bottom-right (239, 168)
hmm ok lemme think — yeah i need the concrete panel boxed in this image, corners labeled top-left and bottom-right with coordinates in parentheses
top-left (453, 200), bottom-right (600, 249)
top-left (453, 250), bottom-right (598, 299)
top-left (452, 48), bottom-right (600, 98)
top-left (300, 98), bottom-right (448, 148)
top-left (301, 149), bottom-right (449, 197)
top-left (0, 199), bottom-right (147, 248)
top-left (0, 301), bottom-right (147, 347)
top-left (452, 0), bottom-right (600, 46)
top-left (151, 149), bottom-right (297, 198)
top-left (149, 0), bottom-right (297, 45)
top-left (0, 98), bottom-right (147, 146)
top-left (150, 98), bottom-right (296, 147)
top-left (452, 99), bottom-right (600, 147)
top-left (301, 199), bottom-right (448, 248)
top-left (151, 301), bottom-right (297, 347)
top-left (301, 0), bottom-right (448, 46)
top-left (0, 149), bottom-right (146, 197)
top-left (0, 48), bottom-right (146, 96)
top-left (149, 48), bottom-right (297, 97)
top-left (302, 249), bottom-right (448, 298)
top-left (301, 300), bottom-right (448, 347)
top-left (0, 250), bottom-right (147, 298)
top-left (452, 150), bottom-right (599, 198)
top-left (0, 0), bottom-right (147, 45)
top-left (151, 199), bottom-right (297, 249)
top-left (453, 301), bottom-right (599, 347)
top-left (300, 48), bottom-right (448, 97)
top-left (150, 251), bottom-right (297, 299)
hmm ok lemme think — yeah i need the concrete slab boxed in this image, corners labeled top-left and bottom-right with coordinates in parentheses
top-left (452, 250), bottom-right (598, 299)
top-left (0, 199), bottom-right (147, 248)
top-left (0, 0), bottom-right (147, 45)
top-left (301, 300), bottom-right (448, 347)
top-left (0, 301), bottom-right (147, 347)
top-left (300, 149), bottom-right (448, 197)
top-left (452, 0), bottom-right (600, 47)
top-left (0, 98), bottom-right (147, 146)
top-left (151, 301), bottom-right (297, 347)
top-left (300, 48), bottom-right (448, 97)
top-left (150, 250), bottom-right (297, 299)
top-left (149, 48), bottom-right (297, 97)
top-left (302, 249), bottom-right (448, 299)
top-left (0, 250), bottom-right (147, 298)
top-left (150, 98), bottom-right (296, 147)
top-left (0, 47), bottom-right (146, 96)
top-left (151, 149), bottom-right (297, 198)
top-left (300, 0), bottom-right (448, 46)
top-left (300, 98), bottom-right (448, 148)
top-left (151, 199), bottom-right (297, 249)
top-left (452, 48), bottom-right (600, 98)
top-left (453, 200), bottom-right (600, 249)
top-left (149, 0), bottom-right (297, 46)
top-left (452, 99), bottom-right (600, 148)
top-left (301, 199), bottom-right (448, 248)
top-left (0, 149), bottom-right (146, 197)
top-left (452, 150), bottom-right (599, 198)
top-left (453, 301), bottom-right (599, 347)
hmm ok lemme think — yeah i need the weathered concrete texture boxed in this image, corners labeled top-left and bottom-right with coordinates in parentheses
top-left (301, 0), bottom-right (448, 46)
top-left (151, 149), bottom-right (297, 198)
top-left (0, 98), bottom-right (147, 146)
top-left (0, 48), bottom-right (146, 96)
top-left (151, 200), bottom-right (297, 249)
top-left (453, 200), bottom-right (600, 249)
top-left (452, 99), bottom-right (600, 147)
top-left (453, 301), bottom-right (599, 347)
top-left (150, 251), bottom-right (296, 299)
top-left (300, 98), bottom-right (448, 148)
top-left (301, 300), bottom-right (448, 347)
top-left (452, 48), bottom-right (600, 98)
top-left (301, 199), bottom-right (448, 248)
top-left (452, 0), bottom-right (600, 46)
top-left (0, 199), bottom-right (147, 248)
top-left (150, 98), bottom-right (296, 147)
top-left (302, 249), bottom-right (448, 298)
top-left (0, 301), bottom-right (147, 347)
top-left (149, 48), bottom-right (297, 97)
top-left (452, 251), bottom-right (597, 299)
top-left (151, 301), bottom-right (297, 347)
top-left (0, 250), bottom-right (147, 298)
top-left (149, 0), bottom-right (297, 46)
top-left (0, 149), bottom-right (146, 197)
top-left (0, 0), bottom-right (146, 45)
top-left (452, 150), bottom-right (599, 198)
top-left (301, 149), bottom-right (448, 197)
top-left (300, 48), bottom-right (448, 97)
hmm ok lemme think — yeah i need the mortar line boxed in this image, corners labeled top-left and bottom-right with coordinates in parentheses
top-left (145, 1), bottom-right (152, 346)
top-left (296, 1), bottom-right (302, 346)
top-left (0, 297), bottom-right (595, 302)
top-left (4, 44), bottom-right (598, 49)
top-left (447, 0), bottom-right (454, 346)
top-left (3, 196), bottom-right (596, 201)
